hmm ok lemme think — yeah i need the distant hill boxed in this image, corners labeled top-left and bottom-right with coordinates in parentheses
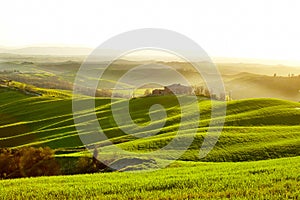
top-left (0, 47), bottom-right (93, 56)
top-left (216, 62), bottom-right (300, 76)
top-left (224, 72), bottom-right (300, 101)
top-left (1, 55), bottom-right (300, 101)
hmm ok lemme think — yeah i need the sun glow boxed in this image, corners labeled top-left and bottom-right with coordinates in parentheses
top-left (1, 0), bottom-right (300, 64)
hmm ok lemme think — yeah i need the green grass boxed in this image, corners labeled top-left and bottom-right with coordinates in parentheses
top-left (1, 75), bottom-right (300, 199)
top-left (115, 126), bottom-right (300, 162)
top-left (0, 87), bottom-right (300, 162)
top-left (0, 156), bottom-right (299, 199)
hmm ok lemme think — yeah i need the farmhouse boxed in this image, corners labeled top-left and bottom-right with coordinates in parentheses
top-left (152, 84), bottom-right (193, 96)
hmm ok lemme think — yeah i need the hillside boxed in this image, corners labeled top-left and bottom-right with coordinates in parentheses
top-left (1, 56), bottom-right (300, 101)
top-left (0, 87), bottom-right (299, 162)
top-left (0, 156), bottom-right (299, 199)
top-left (224, 72), bottom-right (300, 101)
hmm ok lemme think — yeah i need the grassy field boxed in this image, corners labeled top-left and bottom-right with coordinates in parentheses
top-left (0, 156), bottom-right (299, 199)
top-left (0, 80), bottom-right (300, 199)
top-left (0, 86), bottom-right (300, 162)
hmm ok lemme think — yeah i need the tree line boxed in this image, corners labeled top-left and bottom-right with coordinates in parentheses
top-left (0, 146), bottom-right (112, 179)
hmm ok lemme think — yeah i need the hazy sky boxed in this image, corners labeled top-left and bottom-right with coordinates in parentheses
top-left (1, 0), bottom-right (300, 62)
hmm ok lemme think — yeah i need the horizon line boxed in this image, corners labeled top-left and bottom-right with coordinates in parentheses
top-left (0, 45), bottom-right (300, 67)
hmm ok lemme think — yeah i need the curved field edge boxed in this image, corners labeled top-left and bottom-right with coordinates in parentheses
top-left (0, 156), bottom-right (299, 199)
top-left (1, 88), bottom-right (300, 162)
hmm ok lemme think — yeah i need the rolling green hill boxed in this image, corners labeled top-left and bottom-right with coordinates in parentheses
top-left (1, 54), bottom-right (300, 200)
top-left (0, 156), bottom-right (299, 199)
top-left (1, 87), bottom-right (299, 162)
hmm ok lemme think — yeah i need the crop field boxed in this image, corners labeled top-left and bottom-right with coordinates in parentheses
top-left (1, 86), bottom-right (299, 161)
top-left (0, 85), bottom-right (300, 199)
top-left (0, 156), bottom-right (299, 199)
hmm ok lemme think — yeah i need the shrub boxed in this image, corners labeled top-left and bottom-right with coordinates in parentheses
top-left (76, 157), bottom-right (97, 174)
top-left (0, 149), bottom-right (20, 178)
top-left (0, 147), bottom-right (60, 179)
top-left (76, 156), bottom-right (109, 174)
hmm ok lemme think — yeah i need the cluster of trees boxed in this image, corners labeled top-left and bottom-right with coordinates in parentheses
top-left (192, 85), bottom-right (232, 101)
top-left (0, 146), bottom-right (113, 179)
top-left (76, 156), bottom-right (109, 174)
top-left (0, 147), bottom-right (60, 179)
top-left (192, 85), bottom-right (210, 97)
top-left (273, 73), bottom-right (300, 78)
top-left (287, 73), bottom-right (300, 78)
top-left (143, 85), bottom-right (231, 101)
